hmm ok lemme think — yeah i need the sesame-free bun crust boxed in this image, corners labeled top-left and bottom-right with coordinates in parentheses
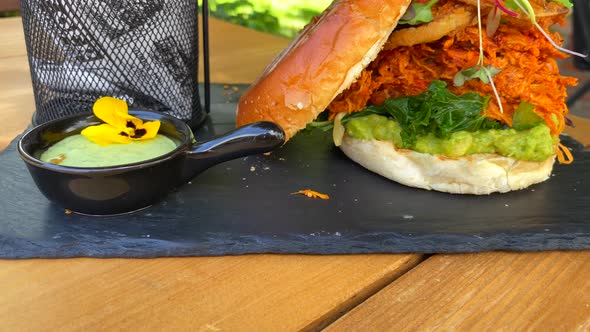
top-left (236, 0), bottom-right (412, 140)
top-left (340, 134), bottom-right (555, 194)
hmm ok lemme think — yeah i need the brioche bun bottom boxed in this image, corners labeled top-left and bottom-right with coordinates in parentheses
top-left (339, 134), bottom-right (555, 194)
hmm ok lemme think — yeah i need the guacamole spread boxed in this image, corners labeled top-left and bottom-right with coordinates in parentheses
top-left (40, 134), bottom-right (178, 167)
top-left (345, 114), bottom-right (555, 162)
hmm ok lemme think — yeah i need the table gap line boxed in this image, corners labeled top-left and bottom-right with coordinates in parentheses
top-left (304, 254), bottom-right (430, 332)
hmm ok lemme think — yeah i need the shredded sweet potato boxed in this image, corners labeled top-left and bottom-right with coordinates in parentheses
top-left (291, 189), bottom-right (330, 199)
top-left (556, 142), bottom-right (574, 164)
top-left (328, 0), bottom-right (577, 136)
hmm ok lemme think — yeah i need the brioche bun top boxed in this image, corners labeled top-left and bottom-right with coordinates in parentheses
top-left (236, 0), bottom-right (412, 140)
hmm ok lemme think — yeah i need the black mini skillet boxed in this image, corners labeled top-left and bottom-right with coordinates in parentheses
top-left (18, 110), bottom-right (285, 215)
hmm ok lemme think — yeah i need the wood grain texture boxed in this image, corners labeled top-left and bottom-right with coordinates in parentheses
top-left (0, 254), bottom-right (423, 331)
top-left (0, 17), bottom-right (34, 150)
top-left (327, 251), bottom-right (590, 331)
top-left (564, 115), bottom-right (590, 148)
top-left (0, 56), bottom-right (35, 149)
top-left (198, 17), bottom-right (289, 84)
top-left (0, 17), bottom-right (26, 58)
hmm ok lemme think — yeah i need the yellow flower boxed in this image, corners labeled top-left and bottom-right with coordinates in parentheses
top-left (81, 97), bottom-right (160, 146)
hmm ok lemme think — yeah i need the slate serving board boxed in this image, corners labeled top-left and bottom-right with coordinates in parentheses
top-left (1, 84), bottom-right (589, 258)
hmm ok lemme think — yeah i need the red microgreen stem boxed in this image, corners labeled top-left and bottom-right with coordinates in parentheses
top-left (494, 0), bottom-right (518, 17)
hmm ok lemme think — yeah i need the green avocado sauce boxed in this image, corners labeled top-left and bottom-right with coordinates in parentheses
top-left (345, 114), bottom-right (555, 162)
top-left (40, 134), bottom-right (178, 167)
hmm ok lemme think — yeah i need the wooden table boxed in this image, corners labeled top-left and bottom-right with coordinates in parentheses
top-left (1, 16), bottom-right (589, 331)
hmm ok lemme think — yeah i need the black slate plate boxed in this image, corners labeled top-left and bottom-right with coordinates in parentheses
top-left (1, 85), bottom-right (589, 258)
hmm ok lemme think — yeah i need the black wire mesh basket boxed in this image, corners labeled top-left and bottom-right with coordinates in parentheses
top-left (19, 0), bottom-right (210, 128)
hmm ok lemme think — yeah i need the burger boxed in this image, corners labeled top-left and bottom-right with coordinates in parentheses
top-left (236, 0), bottom-right (580, 194)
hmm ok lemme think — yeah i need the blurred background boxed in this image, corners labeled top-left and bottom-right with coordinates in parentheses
top-left (0, 0), bottom-right (332, 39)
top-left (198, 0), bottom-right (331, 38)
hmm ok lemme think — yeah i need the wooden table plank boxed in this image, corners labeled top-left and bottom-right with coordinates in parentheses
top-left (0, 17), bottom-right (425, 330)
top-left (564, 115), bottom-right (590, 148)
top-left (200, 17), bottom-right (288, 84)
top-left (326, 251), bottom-right (590, 331)
top-left (0, 255), bottom-right (423, 331)
top-left (0, 55), bottom-right (35, 149)
top-left (0, 17), bottom-right (27, 58)
top-left (0, 18), bottom-right (34, 149)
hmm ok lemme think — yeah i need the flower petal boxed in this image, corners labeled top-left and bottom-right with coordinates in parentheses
top-left (133, 120), bottom-right (161, 140)
top-left (93, 97), bottom-right (137, 130)
top-left (81, 124), bottom-right (132, 146)
top-left (122, 117), bottom-right (143, 133)
top-left (86, 97), bottom-right (162, 146)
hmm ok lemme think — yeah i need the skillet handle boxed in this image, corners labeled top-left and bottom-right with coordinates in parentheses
top-left (180, 121), bottom-right (285, 182)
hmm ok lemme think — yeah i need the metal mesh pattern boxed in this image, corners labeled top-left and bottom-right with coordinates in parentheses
top-left (20, 0), bottom-right (205, 127)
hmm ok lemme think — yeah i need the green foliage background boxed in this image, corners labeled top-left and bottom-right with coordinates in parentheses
top-left (1, 1), bottom-right (330, 38)
top-left (200, 0), bottom-right (331, 38)
top-left (0, 10), bottom-right (19, 18)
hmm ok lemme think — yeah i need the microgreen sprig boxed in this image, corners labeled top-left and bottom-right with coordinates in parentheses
top-left (511, 0), bottom-right (588, 58)
top-left (477, 0), bottom-right (505, 114)
top-left (454, 0), bottom-right (505, 113)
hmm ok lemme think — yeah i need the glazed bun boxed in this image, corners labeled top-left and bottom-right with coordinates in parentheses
top-left (339, 133), bottom-right (555, 194)
top-left (235, 0), bottom-right (558, 195)
top-left (236, 0), bottom-right (412, 140)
